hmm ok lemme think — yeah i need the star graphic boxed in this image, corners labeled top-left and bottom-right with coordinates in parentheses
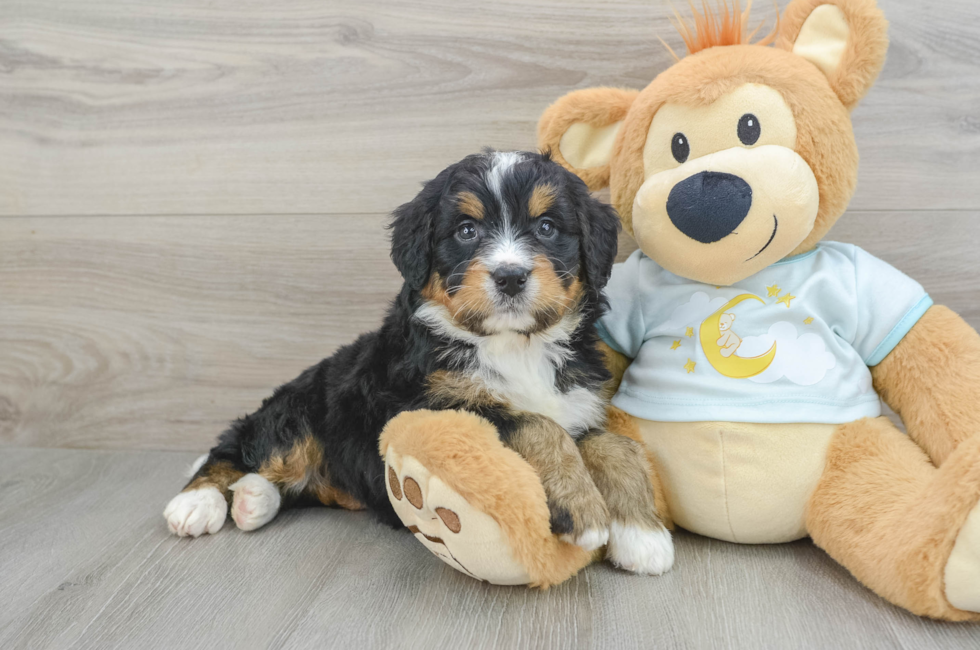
top-left (804, 316), bottom-right (814, 325)
top-left (685, 327), bottom-right (694, 338)
top-left (776, 292), bottom-right (796, 308)
top-left (670, 340), bottom-right (682, 350)
top-left (766, 283), bottom-right (782, 297)
top-left (684, 359), bottom-right (696, 373)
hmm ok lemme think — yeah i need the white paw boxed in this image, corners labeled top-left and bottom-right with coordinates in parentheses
top-left (164, 487), bottom-right (227, 537)
top-left (560, 527), bottom-right (609, 552)
top-left (607, 522), bottom-right (674, 575)
top-left (230, 474), bottom-right (281, 532)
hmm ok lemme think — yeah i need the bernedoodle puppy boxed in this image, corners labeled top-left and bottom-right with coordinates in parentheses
top-left (164, 149), bottom-right (672, 574)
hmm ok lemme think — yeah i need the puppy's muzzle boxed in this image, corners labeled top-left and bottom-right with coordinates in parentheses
top-left (492, 265), bottom-right (529, 297)
top-left (666, 171), bottom-right (753, 244)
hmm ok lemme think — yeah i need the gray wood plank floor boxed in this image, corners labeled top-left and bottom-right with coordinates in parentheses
top-left (0, 448), bottom-right (977, 650)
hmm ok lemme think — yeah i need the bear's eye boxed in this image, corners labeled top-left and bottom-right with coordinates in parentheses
top-left (738, 114), bottom-right (761, 146)
top-left (671, 133), bottom-right (689, 163)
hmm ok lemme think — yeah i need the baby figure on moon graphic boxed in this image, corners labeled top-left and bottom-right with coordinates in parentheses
top-left (662, 291), bottom-right (836, 385)
top-left (716, 313), bottom-right (741, 358)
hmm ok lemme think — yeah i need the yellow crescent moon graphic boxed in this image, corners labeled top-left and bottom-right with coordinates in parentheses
top-left (699, 294), bottom-right (777, 379)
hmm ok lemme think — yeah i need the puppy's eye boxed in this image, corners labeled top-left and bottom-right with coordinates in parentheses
top-left (738, 113), bottom-right (760, 146)
top-left (456, 221), bottom-right (479, 242)
top-left (536, 218), bottom-right (557, 238)
top-left (671, 133), bottom-right (689, 163)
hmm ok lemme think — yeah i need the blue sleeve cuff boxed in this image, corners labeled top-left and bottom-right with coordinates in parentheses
top-left (595, 320), bottom-right (630, 357)
top-left (865, 294), bottom-right (934, 366)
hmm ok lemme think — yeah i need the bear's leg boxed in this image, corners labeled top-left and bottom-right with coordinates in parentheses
top-left (379, 409), bottom-right (596, 587)
top-left (806, 416), bottom-right (980, 621)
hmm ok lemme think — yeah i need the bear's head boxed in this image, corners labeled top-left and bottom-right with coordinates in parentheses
top-left (719, 313), bottom-right (736, 331)
top-left (538, 0), bottom-right (888, 286)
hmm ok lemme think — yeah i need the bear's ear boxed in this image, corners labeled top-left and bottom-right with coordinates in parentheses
top-left (537, 87), bottom-right (638, 191)
top-left (777, 0), bottom-right (888, 110)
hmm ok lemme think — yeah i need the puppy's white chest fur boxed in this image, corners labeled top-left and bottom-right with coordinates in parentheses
top-left (471, 331), bottom-right (605, 436)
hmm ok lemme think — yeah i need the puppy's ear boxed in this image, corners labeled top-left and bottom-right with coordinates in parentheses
top-left (538, 87), bottom-right (638, 191)
top-left (777, 0), bottom-right (888, 110)
top-left (575, 187), bottom-right (622, 302)
top-left (389, 173), bottom-right (447, 291)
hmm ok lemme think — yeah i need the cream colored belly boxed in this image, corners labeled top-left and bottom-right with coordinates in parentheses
top-left (636, 419), bottom-right (838, 543)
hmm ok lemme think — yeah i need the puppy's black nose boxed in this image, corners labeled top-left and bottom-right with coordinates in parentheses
top-left (492, 266), bottom-right (528, 297)
top-left (666, 172), bottom-right (752, 244)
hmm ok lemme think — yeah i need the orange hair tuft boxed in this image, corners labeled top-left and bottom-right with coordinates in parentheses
top-left (666, 0), bottom-right (779, 58)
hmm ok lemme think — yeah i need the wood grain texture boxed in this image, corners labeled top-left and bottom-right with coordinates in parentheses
top-left (0, 214), bottom-right (400, 449)
top-left (0, 448), bottom-right (977, 649)
top-left (1, 0), bottom-right (979, 216)
top-left (2, 211), bottom-right (977, 451)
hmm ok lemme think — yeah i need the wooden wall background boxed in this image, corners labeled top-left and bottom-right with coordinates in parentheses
top-left (2, 0), bottom-right (979, 451)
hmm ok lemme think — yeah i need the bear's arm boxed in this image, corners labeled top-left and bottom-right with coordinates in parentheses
top-left (871, 305), bottom-right (980, 465)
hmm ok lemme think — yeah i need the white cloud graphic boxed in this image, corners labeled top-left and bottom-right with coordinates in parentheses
top-left (650, 291), bottom-right (728, 335)
top-left (738, 321), bottom-right (836, 386)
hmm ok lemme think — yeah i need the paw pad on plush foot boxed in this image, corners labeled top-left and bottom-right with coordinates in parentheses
top-left (385, 448), bottom-right (533, 585)
top-left (164, 487), bottom-right (227, 537)
top-left (607, 522), bottom-right (674, 575)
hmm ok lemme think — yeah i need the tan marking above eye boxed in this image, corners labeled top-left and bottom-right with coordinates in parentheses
top-left (403, 476), bottom-right (423, 509)
top-left (388, 466), bottom-right (402, 500)
top-left (528, 183), bottom-right (556, 218)
top-left (457, 191), bottom-right (484, 220)
top-left (436, 507), bottom-right (462, 533)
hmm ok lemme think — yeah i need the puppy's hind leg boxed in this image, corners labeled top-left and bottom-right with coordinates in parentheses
top-left (231, 434), bottom-right (333, 532)
top-left (229, 474), bottom-right (282, 532)
top-left (165, 456), bottom-right (244, 538)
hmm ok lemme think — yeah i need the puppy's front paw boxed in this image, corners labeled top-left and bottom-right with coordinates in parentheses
top-left (550, 493), bottom-right (610, 551)
top-left (561, 526), bottom-right (610, 552)
top-left (164, 487), bottom-right (227, 537)
top-left (607, 521), bottom-right (674, 575)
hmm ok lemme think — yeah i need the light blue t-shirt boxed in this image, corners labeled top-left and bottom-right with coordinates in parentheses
top-left (597, 243), bottom-right (933, 424)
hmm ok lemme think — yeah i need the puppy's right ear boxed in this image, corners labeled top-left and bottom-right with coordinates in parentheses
top-left (389, 173), bottom-right (446, 291)
top-left (537, 87), bottom-right (638, 191)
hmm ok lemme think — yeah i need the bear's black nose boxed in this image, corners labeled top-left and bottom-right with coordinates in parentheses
top-left (666, 172), bottom-right (752, 244)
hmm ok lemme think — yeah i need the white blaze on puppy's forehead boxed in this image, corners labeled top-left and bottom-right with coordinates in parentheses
top-left (483, 151), bottom-right (534, 268)
top-left (485, 151), bottom-right (525, 202)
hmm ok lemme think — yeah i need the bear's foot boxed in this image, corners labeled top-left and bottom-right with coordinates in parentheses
top-left (945, 492), bottom-right (980, 613)
top-left (380, 409), bottom-right (596, 587)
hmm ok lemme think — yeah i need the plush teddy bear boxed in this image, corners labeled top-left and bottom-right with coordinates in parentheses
top-left (533, 0), bottom-right (980, 621)
top-left (381, 0), bottom-right (980, 620)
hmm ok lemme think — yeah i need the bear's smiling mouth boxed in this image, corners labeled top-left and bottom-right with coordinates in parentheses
top-left (746, 215), bottom-right (778, 261)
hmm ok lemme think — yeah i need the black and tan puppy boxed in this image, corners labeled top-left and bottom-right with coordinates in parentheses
top-left (164, 150), bottom-right (672, 574)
